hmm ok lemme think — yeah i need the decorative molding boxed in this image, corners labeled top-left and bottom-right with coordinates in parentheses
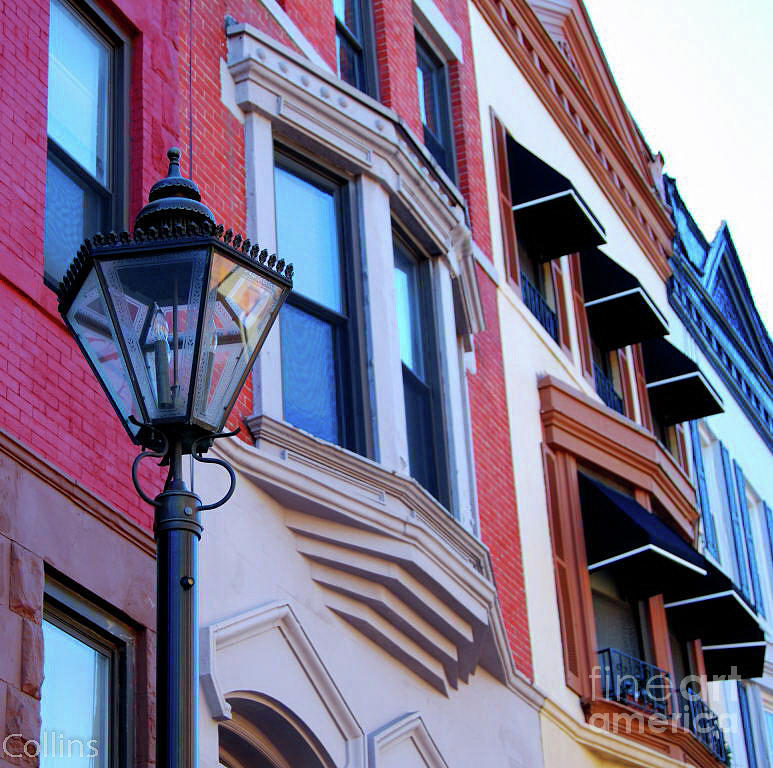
top-left (0, 425), bottom-right (155, 558)
top-left (201, 600), bottom-right (366, 767)
top-left (252, 1), bottom-right (333, 73)
top-left (584, 699), bottom-right (729, 768)
top-left (413, 0), bottom-right (464, 63)
top-left (225, 25), bottom-right (484, 333)
top-left (538, 376), bottom-right (700, 538)
top-left (471, 0), bottom-right (673, 281)
top-left (226, 25), bottom-right (464, 244)
top-left (368, 712), bottom-right (449, 767)
top-left (541, 697), bottom-right (726, 768)
top-left (214, 424), bottom-right (544, 709)
top-left (669, 259), bottom-right (773, 450)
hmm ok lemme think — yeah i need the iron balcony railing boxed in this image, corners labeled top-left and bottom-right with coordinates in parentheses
top-left (597, 647), bottom-right (671, 716)
top-left (597, 648), bottom-right (730, 765)
top-left (674, 689), bottom-right (729, 764)
top-left (593, 362), bottom-right (625, 415)
top-left (520, 271), bottom-right (558, 342)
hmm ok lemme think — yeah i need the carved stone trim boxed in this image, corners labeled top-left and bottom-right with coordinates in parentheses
top-left (0, 426), bottom-right (155, 559)
top-left (368, 712), bottom-right (449, 768)
top-left (225, 23), bottom-right (484, 297)
top-left (201, 600), bottom-right (366, 767)
top-left (215, 423), bottom-right (544, 708)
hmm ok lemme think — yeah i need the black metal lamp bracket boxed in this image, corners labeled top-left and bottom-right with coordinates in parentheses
top-left (191, 428), bottom-right (239, 511)
top-left (129, 418), bottom-right (239, 511)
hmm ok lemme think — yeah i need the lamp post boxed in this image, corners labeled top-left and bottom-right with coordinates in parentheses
top-left (56, 149), bottom-right (293, 768)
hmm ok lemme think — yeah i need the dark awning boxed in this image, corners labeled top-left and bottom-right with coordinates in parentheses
top-left (642, 337), bottom-right (724, 425)
top-left (664, 559), bottom-right (765, 679)
top-left (580, 248), bottom-right (668, 350)
top-left (508, 137), bottom-right (606, 262)
top-left (579, 474), bottom-right (707, 599)
top-left (701, 642), bottom-right (766, 680)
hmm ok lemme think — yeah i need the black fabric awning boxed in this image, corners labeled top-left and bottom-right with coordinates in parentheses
top-left (579, 474), bottom-right (707, 599)
top-left (664, 557), bottom-right (765, 679)
top-left (701, 642), bottom-right (766, 680)
top-left (508, 137), bottom-right (606, 262)
top-left (580, 248), bottom-right (668, 350)
top-left (641, 337), bottom-right (724, 425)
top-left (579, 474), bottom-right (765, 678)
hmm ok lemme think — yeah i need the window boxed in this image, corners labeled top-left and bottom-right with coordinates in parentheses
top-left (591, 342), bottom-right (625, 415)
top-left (334, 0), bottom-right (376, 97)
top-left (415, 34), bottom-right (454, 180)
top-left (393, 236), bottom-right (449, 508)
top-left (738, 682), bottom-right (759, 768)
top-left (45, 0), bottom-right (125, 288)
top-left (275, 155), bottom-right (367, 454)
top-left (41, 582), bottom-right (133, 768)
top-left (518, 238), bottom-right (562, 343)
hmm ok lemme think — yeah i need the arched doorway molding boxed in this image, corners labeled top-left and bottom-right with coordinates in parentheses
top-left (201, 600), bottom-right (366, 768)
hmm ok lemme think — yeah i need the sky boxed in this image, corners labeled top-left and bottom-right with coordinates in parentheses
top-left (582, 0), bottom-right (773, 333)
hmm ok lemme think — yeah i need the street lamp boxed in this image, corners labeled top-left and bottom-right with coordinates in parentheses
top-left (56, 148), bottom-right (293, 768)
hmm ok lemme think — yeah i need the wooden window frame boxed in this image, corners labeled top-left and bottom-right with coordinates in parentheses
top-left (415, 32), bottom-right (456, 182)
top-left (335, 0), bottom-right (378, 98)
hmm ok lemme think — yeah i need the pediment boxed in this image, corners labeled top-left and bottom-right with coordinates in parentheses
top-left (368, 713), bottom-right (449, 768)
top-left (527, 0), bottom-right (653, 181)
top-left (201, 601), bottom-right (366, 767)
top-left (704, 227), bottom-right (773, 378)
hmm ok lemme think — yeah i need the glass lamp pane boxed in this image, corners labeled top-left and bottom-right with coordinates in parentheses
top-left (48, 0), bottom-right (111, 184)
top-left (41, 620), bottom-right (110, 768)
top-left (100, 249), bottom-right (208, 421)
top-left (192, 251), bottom-right (285, 430)
top-left (67, 269), bottom-right (141, 436)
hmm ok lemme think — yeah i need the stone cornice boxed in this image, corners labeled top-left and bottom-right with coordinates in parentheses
top-left (538, 376), bottom-right (700, 538)
top-left (541, 697), bottom-right (725, 768)
top-left (472, 0), bottom-right (674, 281)
top-left (0, 426), bottom-right (155, 558)
top-left (214, 417), bottom-right (544, 708)
top-left (226, 23), bottom-right (465, 254)
top-left (669, 259), bottom-right (773, 450)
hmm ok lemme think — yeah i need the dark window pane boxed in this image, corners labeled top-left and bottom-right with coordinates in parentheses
top-left (274, 166), bottom-right (342, 312)
top-left (336, 31), bottom-right (365, 91)
top-left (415, 36), bottom-right (453, 179)
top-left (416, 53), bottom-right (439, 138)
top-left (41, 619), bottom-right (111, 768)
top-left (44, 155), bottom-right (106, 285)
top-left (48, 0), bottom-right (111, 184)
top-left (403, 367), bottom-right (438, 500)
top-left (281, 303), bottom-right (339, 444)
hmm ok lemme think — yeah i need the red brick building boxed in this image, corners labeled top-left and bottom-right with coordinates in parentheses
top-left (0, 0), bottom-right (538, 765)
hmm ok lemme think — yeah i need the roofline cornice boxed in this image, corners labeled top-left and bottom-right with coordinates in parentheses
top-left (472, 0), bottom-right (674, 281)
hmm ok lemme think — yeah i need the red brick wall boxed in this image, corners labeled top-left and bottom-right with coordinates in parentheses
top-left (0, 0), bottom-right (184, 528)
top-left (0, 0), bottom-right (532, 677)
top-left (467, 268), bottom-right (533, 678)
